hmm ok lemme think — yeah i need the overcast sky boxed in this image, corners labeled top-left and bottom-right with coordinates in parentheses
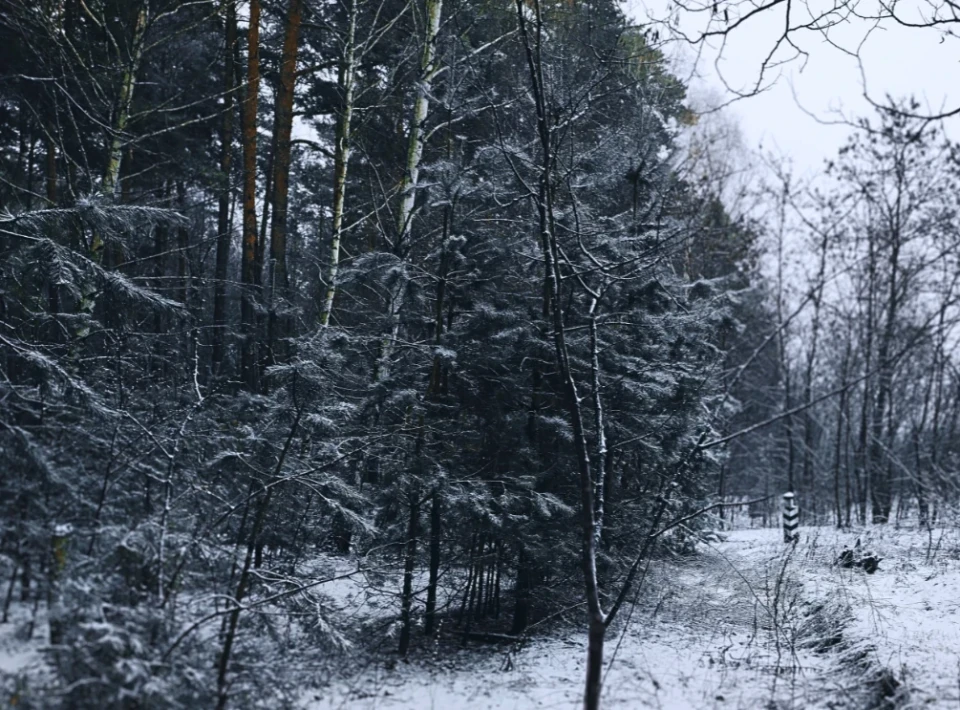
top-left (624, 0), bottom-right (960, 180)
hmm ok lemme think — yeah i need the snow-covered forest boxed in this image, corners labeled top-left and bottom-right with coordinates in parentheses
top-left (3, 0), bottom-right (960, 707)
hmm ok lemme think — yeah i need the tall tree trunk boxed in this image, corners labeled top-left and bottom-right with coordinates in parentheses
top-left (398, 495), bottom-right (420, 656)
top-left (319, 0), bottom-right (358, 326)
top-left (802, 229), bottom-right (828, 518)
top-left (101, 0), bottom-right (149, 199)
top-left (45, 126), bottom-right (60, 337)
top-left (240, 0), bottom-right (261, 392)
top-left (870, 234), bottom-right (901, 523)
top-left (375, 0), bottom-right (444, 380)
top-left (833, 344), bottom-right (850, 527)
top-left (266, 0), bottom-right (303, 365)
top-left (855, 232), bottom-right (877, 525)
top-left (44, 126), bottom-right (57, 206)
top-left (80, 2), bottom-right (150, 327)
top-left (589, 302), bottom-right (606, 544)
top-left (424, 492), bottom-right (441, 635)
top-left (267, 0), bottom-right (302, 298)
top-left (511, 545), bottom-right (530, 634)
top-left (514, 2), bottom-right (606, 707)
top-left (213, 0), bottom-right (238, 373)
top-left (176, 181), bottom-right (189, 305)
top-left (773, 178), bottom-right (794, 494)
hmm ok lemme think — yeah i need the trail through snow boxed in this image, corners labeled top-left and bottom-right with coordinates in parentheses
top-left (5, 525), bottom-right (958, 708)
top-left (306, 528), bottom-right (865, 709)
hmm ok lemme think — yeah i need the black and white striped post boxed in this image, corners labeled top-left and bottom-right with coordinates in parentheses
top-left (782, 492), bottom-right (799, 543)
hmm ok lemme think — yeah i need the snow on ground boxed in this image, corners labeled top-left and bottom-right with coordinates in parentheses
top-left (765, 525), bottom-right (960, 708)
top-left (7, 524), bottom-right (960, 708)
top-left (305, 528), bottom-right (864, 710)
top-left (0, 599), bottom-right (48, 702)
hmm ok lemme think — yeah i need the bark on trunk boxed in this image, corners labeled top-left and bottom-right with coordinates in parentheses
top-left (424, 492), bottom-right (441, 635)
top-left (833, 347), bottom-right (849, 527)
top-left (176, 181), bottom-right (189, 305)
top-left (213, 0), bottom-right (238, 373)
top-left (510, 546), bottom-right (529, 634)
top-left (240, 0), bottom-right (261, 392)
top-left (375, 0), bottom-right (444, 380)
top-left (584, 617), bottom-right (606, 710)
top-left (515, 3), bottom-right (607, 707)
top-left (102, 0), bottom-right (148, 200)
top-left (266, 0), bottom-right (303, 363)
top-left (870, 235), bottom-right (900, 524)
top-left (44, 127), bottom-right (57, 205)
top-left (398, 496), bottom-right (420, 656)
top-left (802, 230), bottom-right (828, 517)
top-left (319, 0), bottom-right (358, 326)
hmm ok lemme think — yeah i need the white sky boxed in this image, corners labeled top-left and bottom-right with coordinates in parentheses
top-left (624, 0), bottom-right (960, 180)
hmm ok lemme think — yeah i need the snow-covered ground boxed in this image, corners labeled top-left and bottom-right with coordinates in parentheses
top-left (7, 524), bottom-right (960, 708)
top-left (306, 527), bottom-right (871, 709)
top-left (786, 525), bottom-right (960, 708)
top-left (307, 525), bottom-right (960, 709)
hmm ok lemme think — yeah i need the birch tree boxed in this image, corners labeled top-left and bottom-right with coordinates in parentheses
top-left (374, 0), bottom-right (444, 381)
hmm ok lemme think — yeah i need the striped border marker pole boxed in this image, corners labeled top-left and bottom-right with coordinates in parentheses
top-left (782, 492), bottom-right (799, 543)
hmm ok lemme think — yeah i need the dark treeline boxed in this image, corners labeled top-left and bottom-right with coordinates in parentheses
top-left (3, 0), bottom-right (953, 708)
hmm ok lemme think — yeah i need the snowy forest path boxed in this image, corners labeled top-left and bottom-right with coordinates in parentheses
top-left (304, 528), bottom-right (869, 709)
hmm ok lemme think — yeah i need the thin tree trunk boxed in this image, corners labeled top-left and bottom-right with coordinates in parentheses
top-left (2, 561), bottom-right (17, 623)
top-left (101, 0), bottom-right (149, 199)
top-left (424, 492), bottom-right (441, 636)
top-left (319, 0), bottom-right (358, 326)
top-left (515, 2), bottom-right (606, 706)
top-left (474, 536), bottom-right (485, 621)
top-left (398, 495), bottom-right (420, 656)
top-left (212, 0), bottom-right (238, 373)
top-left (45, 125), bottom-right (60, 338)
top-left (240, 0), bottom-right (261, 392)
top-left (802, 230), bottom-right (828, 517)
top-left (870, 234), bottom-right (900, 524)
top-left (459, 533), bottom-right (477, 626)
top-left (844, 391), bottom-right (852, 527)
top-left (493, 540), bottom-right (501, 619)
top-left (19, 554), bottom-right (30, 603)
top-left (24, 135), bottom-right (36, 211)
top-left (511, 544), bottom-right (530, 634)
top-left (44, 126), bottom-right (57, 205)
top-left (774, 179), bottom-right (795, 494)
top-left (176, 181), bottom-right (189, 305)
top-left (833, 345), bottom-right (849, 527)
top-left (589, 302), bottom-right (606, 545)
top-left (375, 0), bottom-right (444, 381)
